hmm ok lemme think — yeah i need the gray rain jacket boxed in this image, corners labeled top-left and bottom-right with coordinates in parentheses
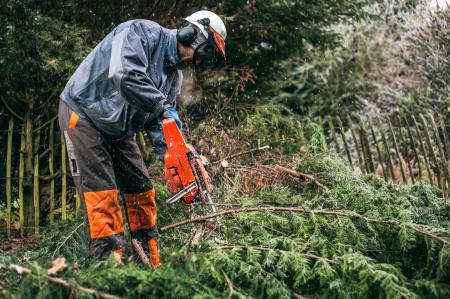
top-left (60, 20), bottom-right (183, 147)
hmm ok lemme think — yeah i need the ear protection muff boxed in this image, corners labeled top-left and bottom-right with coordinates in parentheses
top-left (176, 25), bottom-right (197, 46)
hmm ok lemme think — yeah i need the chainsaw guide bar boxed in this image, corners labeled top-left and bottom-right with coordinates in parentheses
top-left (162, 118), bottom-right (215, 209)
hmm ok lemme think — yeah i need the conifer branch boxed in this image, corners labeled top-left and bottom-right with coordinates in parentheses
top-left (406, 224), bottom-right (450, 247)
top-left (160, 206), bottom-right (450, 246)
top-left (216, 244), bottom-right (337, 265)
top-left (0, 263), bottom-right (119, 299)
top-left (51, 222), bottom-right (84, 258)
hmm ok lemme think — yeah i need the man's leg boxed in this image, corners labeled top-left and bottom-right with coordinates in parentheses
top-left (58, 101), bottom-right (126, 260)
top-left (111, 138), bottom-right (161, 267)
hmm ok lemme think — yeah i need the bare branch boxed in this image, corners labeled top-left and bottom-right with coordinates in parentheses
top-left (0, 263), bottom-right (119, 299)
top-left (160, 206), bottom-right (450, 246)
top-left (33, 116), bottom-right (57, 133)
top-left (213, 145), bottom-right (270, 164)
top-left (0, 97), bottom-right (24, 121)
top-left (274, 165), bottom-right (329, 191)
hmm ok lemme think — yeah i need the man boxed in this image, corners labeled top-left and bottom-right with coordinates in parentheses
top-left (58, 11), bottom-right (227, 266)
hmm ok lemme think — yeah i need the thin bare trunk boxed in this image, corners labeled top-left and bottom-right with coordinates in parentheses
top-left (6, 118), bottom-right (14, 237)
top-left (61, 133), bottom-right (67, 220)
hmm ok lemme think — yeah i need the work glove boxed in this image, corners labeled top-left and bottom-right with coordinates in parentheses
top-left (162, 107), bottom-right (182, 130)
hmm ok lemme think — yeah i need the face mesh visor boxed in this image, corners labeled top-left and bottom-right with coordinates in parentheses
top-left (193, 42), bottom-right (224, 69)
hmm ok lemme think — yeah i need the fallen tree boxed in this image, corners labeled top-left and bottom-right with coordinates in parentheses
top-left (1, 151), bottom-right (448, 298)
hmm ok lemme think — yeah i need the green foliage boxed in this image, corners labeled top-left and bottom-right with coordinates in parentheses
top-left (220, 0), bottom-right (372, 71)
top-left (304, 121), bottom-right (327, 153)
top-left (271, 44), bottom-right (376, 118)
top-left (269, 0), bottom-right (450, 119)
top-left (188, 103), bottom-right (305, 163)
top-left (405, 7), bottom-right (450, 117)
top-left (1, 1), bottom-right (449, 298)
top-left (0, 0), bottom-right (89, 115)
top-left (0, 0), bottom-right (375, 121)
top-left (2, 153), bottom-right (449, 298)
top-left (29, 0), bottom-right (373, 73)
top-left (244, 105), bottom-right (303, 141)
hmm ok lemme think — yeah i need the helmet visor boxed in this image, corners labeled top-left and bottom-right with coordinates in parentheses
top-left (193, 42), bottom-right (225, 69)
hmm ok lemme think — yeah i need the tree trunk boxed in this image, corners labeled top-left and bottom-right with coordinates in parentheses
top-left (49, 121), bottom-right (55, 224)
top-left (33, 121), bottom-right (40, 235)
top-left (18, 124), bottom-right (25, 237)
top-left (61, 133), bottom-right (67, 220)
top-left (6, 118), bottom-right (14, 237)
top-left (23, 111), bottom-right (35, 235)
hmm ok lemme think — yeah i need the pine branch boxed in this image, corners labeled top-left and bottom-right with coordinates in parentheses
top-left (160, 206), bottom-right (450, 246)
top-left (406, 224), bottom-right (450, 247)
top-left (51, 222), bottom-right (84, 258)
top-left (216, 244), bottom-right (337, 265)
top-left (0, 263), bottom-right (119, 299)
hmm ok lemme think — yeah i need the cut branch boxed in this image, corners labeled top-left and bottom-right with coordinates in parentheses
top-left (406, 224), bottom-right (450, 246)
top-left (274, 165), bottom-right (329, 191)
top-left (213, 145), bottom-right (270, 164)
top-left (0, 263), bottom-right (119, 299)
top-left (160, 206), bottom-right (450, 246)
top-left (222, 271), bottom-right (234, 299)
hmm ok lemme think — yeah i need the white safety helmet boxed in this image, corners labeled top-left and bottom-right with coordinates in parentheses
top-left (178, 10), bottom-right (227, 69)
top-left (185, 10), bottom-right (227, 44)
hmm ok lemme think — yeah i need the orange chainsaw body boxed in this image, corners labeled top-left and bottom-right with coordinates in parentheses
top-left (162, 118), bottom-right (212, 204)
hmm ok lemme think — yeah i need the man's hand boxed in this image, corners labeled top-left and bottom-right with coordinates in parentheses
top-left (162, 107), bottom-right (182, 129)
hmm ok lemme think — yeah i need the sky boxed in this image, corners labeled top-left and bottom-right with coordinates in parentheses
top-left (429, 0), bottom-right (449, 10)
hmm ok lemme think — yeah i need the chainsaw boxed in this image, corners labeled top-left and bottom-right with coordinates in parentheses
top-left (162, 118), bottom-right (216, 212)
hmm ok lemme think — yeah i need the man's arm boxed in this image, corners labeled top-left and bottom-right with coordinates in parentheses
top-left (145, 70), bottom-right (183, 161)
top-left (145, 108), bottom-right (182, 161)
top-left (109, 22), bottom-right (170, 117)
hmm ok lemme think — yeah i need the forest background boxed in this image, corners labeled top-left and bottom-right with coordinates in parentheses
top-left (0, 0), bottom-right (449, 298)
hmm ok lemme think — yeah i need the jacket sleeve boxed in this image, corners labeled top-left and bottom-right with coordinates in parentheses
top-left (144, 70), bottom-right (183, 161)
top-left (109, 23), bottom-right (167, 116)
